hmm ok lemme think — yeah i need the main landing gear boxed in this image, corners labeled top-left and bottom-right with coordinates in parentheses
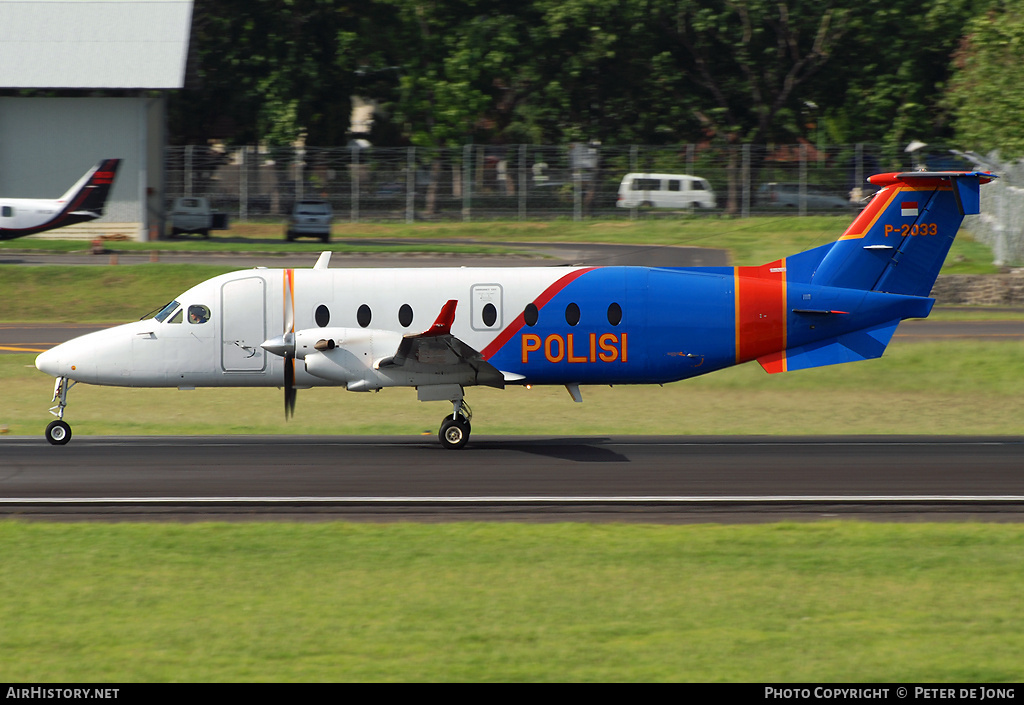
top-left (438, 399), bottom-right (472, 450)
top-left (44, 376), bottom-right (75, 445)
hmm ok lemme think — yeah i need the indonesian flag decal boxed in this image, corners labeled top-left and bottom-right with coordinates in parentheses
top-left (901, 201), bottom-right (919, 217)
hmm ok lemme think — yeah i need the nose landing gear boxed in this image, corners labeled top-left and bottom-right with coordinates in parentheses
top-left (438, 399), bottom-right (472, 450)
top-left (45, 376), bottom-right (75, 445)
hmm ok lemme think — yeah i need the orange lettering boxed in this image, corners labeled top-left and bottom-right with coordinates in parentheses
top-left (622, 332), bottom-right (628, 363)
top-left (598, 333), bottom-right (619, 362)
top-left (567, 334), bottom-right (587, 363)
top-left (544, 334), bottom-right (564, 363)
top-left (589, 333), bottom-right (597, 362)
top-left (522, 334), bottom-right (541, 363)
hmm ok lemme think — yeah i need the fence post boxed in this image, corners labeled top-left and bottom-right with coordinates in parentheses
top-left (741, 143), bottom-right (751, 218)
top-left (350, 142), bottom-right (360, 223)
top-left (463, 144), bottom-right (472, 222)
top-left (573, 167), bottom-right (582, 222)
top-left (629, 144), bottom-right (638, 220)
top-left (855, 143), bottom-right (864, 202)
top-left (519, 144), bottom-right (527, 221)
top-left (185, 144), bottom-right (193, 197)
top-left (406, 146), bottom-right (415, 224)
top-left (799, 143), bottom-right (808, 217)
top-left (239, 146), bottom-right (247, 222)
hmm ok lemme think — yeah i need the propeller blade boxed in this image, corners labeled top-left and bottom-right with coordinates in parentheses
top-left (284, 355), bottom-right (296, 419)
top-left (284, 269), bottom-right (295, 335)
top-left (282, 269), bottom-right (297, 419)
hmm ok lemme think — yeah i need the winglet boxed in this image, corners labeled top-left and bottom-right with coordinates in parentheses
top-left (313, 251), bottom-right (332, 270)
top-left (421, 300), bottom-right (458, 337)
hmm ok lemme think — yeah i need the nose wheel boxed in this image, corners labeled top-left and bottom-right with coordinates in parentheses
top-left (45, 420), bottom-right (72, 445)
top-left (45, 376), bottom-right (76, 445)
top-left (438, 400), bottom-right (472, 450)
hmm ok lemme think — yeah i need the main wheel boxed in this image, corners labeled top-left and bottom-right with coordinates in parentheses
top-left (438, 416), bottom-right (470, 450)
top-left (45, 420), bottom-right (72, 446)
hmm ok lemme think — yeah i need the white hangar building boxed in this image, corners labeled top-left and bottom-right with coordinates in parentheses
top-left (0, 0), bottom-right (194, 240)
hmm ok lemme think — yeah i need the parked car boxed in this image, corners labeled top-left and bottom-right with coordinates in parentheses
top-left (616, 173), bottom-right (716, 210)
top-left (168, 197), bottom-right (228, 238)
top-left (286, 200), bottom-right (332, 242)
top-left (758, 182), bottom-right (854, 210)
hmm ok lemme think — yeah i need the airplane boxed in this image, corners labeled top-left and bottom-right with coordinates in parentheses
top-left (34, 169), bottom-right (995, 448)
top-left (0, 159), bottom-right (121, 240)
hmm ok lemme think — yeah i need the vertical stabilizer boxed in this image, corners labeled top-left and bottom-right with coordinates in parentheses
top-left (62, 158), bottom-right (121, 217)
top-left (810, 171), bottom-right (995, 297)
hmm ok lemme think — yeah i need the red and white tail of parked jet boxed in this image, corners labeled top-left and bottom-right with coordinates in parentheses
top-left (0, 159), bottom-right (121, 240)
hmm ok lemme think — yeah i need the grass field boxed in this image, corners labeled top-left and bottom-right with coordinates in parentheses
top-left (0, 521), bottom-right (1021, 682)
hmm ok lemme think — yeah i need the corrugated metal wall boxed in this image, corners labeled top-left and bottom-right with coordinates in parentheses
top-left (0, 96), bottom-right (149, 235)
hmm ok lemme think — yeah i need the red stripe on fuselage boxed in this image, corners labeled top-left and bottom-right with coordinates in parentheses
top-left (735, 259), bottom-right (787, 365)
top-left (480, 267), bottom-right (596, 360)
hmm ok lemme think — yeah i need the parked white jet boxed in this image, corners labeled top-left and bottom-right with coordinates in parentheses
top-left (0, 159), bottom-right (121, 240)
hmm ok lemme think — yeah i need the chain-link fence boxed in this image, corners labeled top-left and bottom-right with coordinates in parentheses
top-left (959, 151), bottom-right (1024, 267)
top-left (166, 142), bottom-right (980, 224)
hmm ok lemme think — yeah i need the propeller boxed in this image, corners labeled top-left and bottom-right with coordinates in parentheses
top-left (283, 269), bottom-right (296, 418)
top-left (260, 269), bottom-right (297, 419)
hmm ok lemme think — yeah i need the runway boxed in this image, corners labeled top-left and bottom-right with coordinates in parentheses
top-left (2, 435), bottom-right (1022, 522)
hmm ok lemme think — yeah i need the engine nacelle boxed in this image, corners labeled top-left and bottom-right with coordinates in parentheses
top-left (298, 327), bottom-right (403, 389)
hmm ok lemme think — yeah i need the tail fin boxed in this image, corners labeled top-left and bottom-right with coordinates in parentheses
top-left (810, 171), bottom-right (996, 296)
top-left (59, 158), bottom-right (121, 218)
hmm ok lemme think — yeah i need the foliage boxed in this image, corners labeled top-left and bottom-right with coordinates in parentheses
top-left (170, 0), bottom-right (363, 145)
top-left (946, 1), bottom-right (1024, 159)
top-left (168, 1), bottom-right (996, 154)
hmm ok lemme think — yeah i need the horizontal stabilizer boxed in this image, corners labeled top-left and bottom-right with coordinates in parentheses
top-left (758, 320), bottom-right (900, 374)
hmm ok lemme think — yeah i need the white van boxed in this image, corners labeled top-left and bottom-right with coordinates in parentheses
top-left (616, 173), bottom-right (716, 210)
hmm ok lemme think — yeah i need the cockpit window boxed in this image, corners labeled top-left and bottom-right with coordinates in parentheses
top-left (188, 304), bottom-right (211, 324)
top-left (169, 309), bottom-right (183, 324)
top-left (154, 300), bottom-right (180, 322)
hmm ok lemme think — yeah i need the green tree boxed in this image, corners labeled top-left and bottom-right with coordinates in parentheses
top-left (812, 0), bottom-right (987, 157)
top-left (946, 2), bottom-right (1024, 158)
top-left (170, 0), bottom-right (361, 145)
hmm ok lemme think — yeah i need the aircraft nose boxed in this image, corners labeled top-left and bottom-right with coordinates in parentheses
top-left (35, 347), bottom-right (62, 377)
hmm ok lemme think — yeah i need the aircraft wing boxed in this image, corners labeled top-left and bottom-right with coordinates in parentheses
top-left (377, 300), bottom-right (506, 388)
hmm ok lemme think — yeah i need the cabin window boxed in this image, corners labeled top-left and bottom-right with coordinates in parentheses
top-left (315, 304), bottom-right (330, 327)
top-left (399, 304), bottom-right (414, 328)
top-left (1, 206), bottom-right (12, 217)
top-left (607, 302), bottom-right (622, 326)
top-left (668, 180), bottom-right (681, 192)
top-left (565, 303), bottom-right (580, 326)
top-left (524, 303), bottom-right (539, 327)
top-left (188, 305), bottom-right (211, 324)
top-left (482, 303), bottom-right (497, 327)
top-left (357, 304), bottom-right (371, 328)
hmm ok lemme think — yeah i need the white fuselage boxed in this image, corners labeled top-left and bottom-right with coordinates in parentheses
top-left (0, 197), bottom-right (66, 231)
top-left (35, 265), bottom-right (603, 390)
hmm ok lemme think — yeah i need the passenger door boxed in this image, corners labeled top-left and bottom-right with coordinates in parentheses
top-left (221, 276), bottom-right (267, 372)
